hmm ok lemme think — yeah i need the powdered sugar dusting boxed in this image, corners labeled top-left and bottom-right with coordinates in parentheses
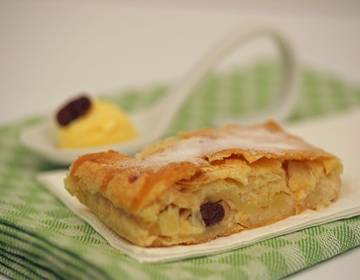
top-left (134, 127), bottom-right (313, 168)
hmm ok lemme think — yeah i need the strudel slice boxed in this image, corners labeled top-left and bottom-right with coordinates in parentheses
top-left (65, 121), bottom-right (342, 247)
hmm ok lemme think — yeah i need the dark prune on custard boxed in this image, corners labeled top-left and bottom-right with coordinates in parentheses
top-left (56, 95), bottom-right (91, 126)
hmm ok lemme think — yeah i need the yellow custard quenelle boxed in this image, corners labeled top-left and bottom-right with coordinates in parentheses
top-left (56, 95), bottom-right (137, 148)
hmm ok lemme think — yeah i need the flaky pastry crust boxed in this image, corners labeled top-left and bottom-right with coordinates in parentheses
top-left (65, 121), bottom-right (342, 247)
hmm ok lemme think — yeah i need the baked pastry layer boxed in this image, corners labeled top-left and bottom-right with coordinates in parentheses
top-left (65, 121), bottom-right (342, 247)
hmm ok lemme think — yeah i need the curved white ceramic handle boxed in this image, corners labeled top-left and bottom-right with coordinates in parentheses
top-left (153, 27), bottom-right (298, 132)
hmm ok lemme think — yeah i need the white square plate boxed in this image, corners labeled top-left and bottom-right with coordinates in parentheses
top-left (37, 110), bottom-right (360, 263)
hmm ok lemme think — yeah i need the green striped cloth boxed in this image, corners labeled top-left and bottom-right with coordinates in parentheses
top-left (1, 61), bottom-right (360, 280)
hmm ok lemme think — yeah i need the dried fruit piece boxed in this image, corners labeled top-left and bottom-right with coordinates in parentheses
top-left (200, 201), bottom-right (225, 226)
top-left (128, 174), bottom-right (139, 183)
top-left (56, 95), bottom-right (91, 126)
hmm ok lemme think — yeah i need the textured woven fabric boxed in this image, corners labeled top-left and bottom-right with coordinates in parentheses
top-left (1, 61), bottom-right (360, 280)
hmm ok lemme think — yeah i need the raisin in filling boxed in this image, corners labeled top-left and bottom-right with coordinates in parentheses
top-left (200, 202), bottom-right (225, 226)
top-left (56, 95), bottom-right (91, 126)
top-left (128, 174), bottom-right (139, 183)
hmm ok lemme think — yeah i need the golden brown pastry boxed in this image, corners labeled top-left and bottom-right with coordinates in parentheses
top-left (65, 121), bottom-right (342, 247)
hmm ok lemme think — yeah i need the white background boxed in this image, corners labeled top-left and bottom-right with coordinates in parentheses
top-left (0, 1), bottom-right (360, 279)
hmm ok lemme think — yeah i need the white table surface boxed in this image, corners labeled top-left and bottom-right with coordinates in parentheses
top-left (0, 1), bottom-right (359, 279)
